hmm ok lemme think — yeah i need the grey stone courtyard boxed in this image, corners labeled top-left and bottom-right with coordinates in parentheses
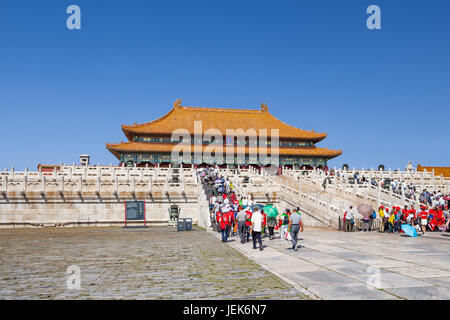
top-left (218, 227), bottom-right (450, 300)
top-left (1, 226), bottom-right (450, 300)
top-left (0, 226), bottom-right (305, 300)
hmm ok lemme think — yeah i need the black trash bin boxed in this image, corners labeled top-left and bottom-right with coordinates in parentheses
top-left (177, 218), bottom-right (193, 231)
top-left (185, 218), bottom-right (193, 231)
top-left (177, 219), bottom-right (186, 231)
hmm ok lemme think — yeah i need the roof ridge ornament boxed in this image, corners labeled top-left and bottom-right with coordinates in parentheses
top-left (174, 98), bottom-right (182, 109)
top-left (261, 103), bottom-right (268, 112)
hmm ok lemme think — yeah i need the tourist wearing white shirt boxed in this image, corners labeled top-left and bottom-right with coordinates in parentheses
top-left (251, 209), bottom-right (263, 251)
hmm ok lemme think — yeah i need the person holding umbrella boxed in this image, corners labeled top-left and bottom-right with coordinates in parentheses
top-left (263, 204), bottom-right (279, 240)
top-left (357, 204), bottom-right (375, 232)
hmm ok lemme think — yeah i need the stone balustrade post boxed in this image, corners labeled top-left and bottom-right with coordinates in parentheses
top-left (432, 172), bottom-right (436, 191)
top-left (23, 175), bottom-right (27, 193)
top-left (2, 176), bottom-right (7, 193)
top-left (11, 167), bottom-right (15, 180)
top-left (377, 184), bottom-right (380, 204)
top-left (60, 175), bottom-right (64, 193)
top-left (402, 188), bottom-right (406, 203)
top-left (78, 176), bottom-right (82, 193)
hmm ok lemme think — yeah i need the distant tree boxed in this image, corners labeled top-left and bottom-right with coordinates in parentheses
top-left (378, 164), bottom-right (385, 171)
top-left (342, 163), bottom-right (349, 170)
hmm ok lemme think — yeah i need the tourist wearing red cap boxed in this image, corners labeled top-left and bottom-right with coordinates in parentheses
top-left (383, 207), bottom-right (390, 233)
top-left (401, 206), bottom-right (409, 223)
top-left (419, 206), bottom-right (428, 235)
top-left (245, 208), bottom-right (253, 242)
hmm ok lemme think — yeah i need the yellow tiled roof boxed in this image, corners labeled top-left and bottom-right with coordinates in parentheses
top-left (417, 164), bottom-right (450, 177)
top-left (121, 102), bottom-right (328, 142)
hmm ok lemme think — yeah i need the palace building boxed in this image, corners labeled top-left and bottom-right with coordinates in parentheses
top-left (106, 100), bottom-right (342, 168)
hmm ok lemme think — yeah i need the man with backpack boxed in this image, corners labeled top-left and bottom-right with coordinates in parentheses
top-left (369, 209), bottom-right (376, 231)
top-left (289, 208), bottom-right (303, 251)
top-left (345, 206), bottom-right (354, 232)
top-left (266, 211), bottom-right (277, 240)
top-left (236, 207), bottom-right (247, 244)
top-left (220, 207), bottom-right (233, 243)
top-left (245, 207), bottom-right (253, 242)
top-left (216, 210), bottom-right (222, 233)
top-left (280, 209), bottom-right (290, 240)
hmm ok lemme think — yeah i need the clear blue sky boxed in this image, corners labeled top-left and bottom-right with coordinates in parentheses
top-left (1, 0), bottom-right (449, 171)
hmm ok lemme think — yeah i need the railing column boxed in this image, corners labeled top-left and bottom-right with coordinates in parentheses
top-left (79, 176), bottom-right (82, 193)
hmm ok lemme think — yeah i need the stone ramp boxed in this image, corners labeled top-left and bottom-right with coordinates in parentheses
top-left (215, 228), bottom-right (450, 300)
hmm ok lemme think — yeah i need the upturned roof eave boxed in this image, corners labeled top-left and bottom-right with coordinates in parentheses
top-left (106, 142), bottom-right (342, 158)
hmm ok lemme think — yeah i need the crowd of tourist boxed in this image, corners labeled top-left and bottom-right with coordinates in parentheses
top-left (197, 166), bottom-right (450, 240)
top-left (197, 167), bottom-right (304, 251)
top-left (343, 202), bottom-right (450, 236)
top-left (328, 170), bottom-right (450, 235)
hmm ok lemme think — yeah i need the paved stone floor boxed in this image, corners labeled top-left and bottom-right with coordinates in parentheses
top-left (0, 227), bottom-right (307, 300)
top-left (214, 228), bottom-right (450, 300)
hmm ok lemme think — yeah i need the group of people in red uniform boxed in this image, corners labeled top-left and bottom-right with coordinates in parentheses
top-left (213, 192), bottom-right (268, 243)
top-left (379, 203), bottom-right (449, 235)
